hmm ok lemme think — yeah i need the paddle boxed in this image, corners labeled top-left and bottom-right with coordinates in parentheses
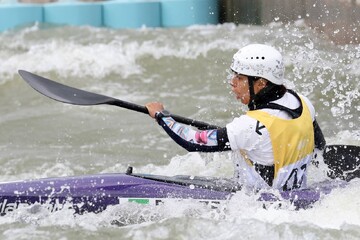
top-left (324, 145), bottom-right (360, 181)
top-left (18, 70), bottom-right (360, 181)
top-left (18, 70), bottom-right (219, 130)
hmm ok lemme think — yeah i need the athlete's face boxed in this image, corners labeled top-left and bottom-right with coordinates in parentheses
top-left (230, 74), bottom-right (251, 105)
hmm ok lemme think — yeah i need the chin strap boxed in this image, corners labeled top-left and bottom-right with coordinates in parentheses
top-left (247, 76), bottom-right (258, 110)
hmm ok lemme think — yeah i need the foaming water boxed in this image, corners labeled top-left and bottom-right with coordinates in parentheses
top-left (0, 22), bottom-right (359, 239)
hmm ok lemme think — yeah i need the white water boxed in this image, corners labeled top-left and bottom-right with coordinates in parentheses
top-left (0, 22), bottom-right (359, 239)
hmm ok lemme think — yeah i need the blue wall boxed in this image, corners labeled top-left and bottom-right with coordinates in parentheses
top-left (0, 0), bottom-right (219, 31)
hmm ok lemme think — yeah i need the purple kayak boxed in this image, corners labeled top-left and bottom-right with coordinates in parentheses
top-left (0, 167), bottom-right (346, 215)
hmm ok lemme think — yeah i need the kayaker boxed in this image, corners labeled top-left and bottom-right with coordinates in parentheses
top-left (146, 44), bottom-right (326, 191)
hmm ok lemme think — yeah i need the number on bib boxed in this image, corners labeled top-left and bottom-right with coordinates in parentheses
top-left (282, 164), bottom-right (307, 191)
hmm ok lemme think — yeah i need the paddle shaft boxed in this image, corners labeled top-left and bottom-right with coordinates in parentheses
top-left (108, 99), bottom-right (219, 129)
top-left (108, 99), bottom-right (148, 114)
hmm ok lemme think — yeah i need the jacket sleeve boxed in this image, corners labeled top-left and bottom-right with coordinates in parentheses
top-left (156, 116), bottom-right (231, 152)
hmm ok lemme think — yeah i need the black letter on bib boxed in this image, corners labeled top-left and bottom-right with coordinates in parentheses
top-left (255, 121), bottom-right (265, 135)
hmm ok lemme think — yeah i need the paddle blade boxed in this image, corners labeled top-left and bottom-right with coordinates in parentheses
top-left (18, 70), bottom-right (217, 127)
top-left (18, 70), bottom-right (115, 105)
top-left (324, 145), bottom-right (360, 181)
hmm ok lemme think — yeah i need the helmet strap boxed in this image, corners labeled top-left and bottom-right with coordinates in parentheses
top-left (247, 76), bottom-right (258, 110)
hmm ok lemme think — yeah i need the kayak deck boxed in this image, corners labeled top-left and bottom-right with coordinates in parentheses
top-left (0, 167), bottom-right (347, 215)
top-left (129, 171), bottom-right (241, 193)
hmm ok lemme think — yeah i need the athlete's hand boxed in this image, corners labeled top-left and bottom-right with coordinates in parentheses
top-left (145, 102), bottom-right (165, 118)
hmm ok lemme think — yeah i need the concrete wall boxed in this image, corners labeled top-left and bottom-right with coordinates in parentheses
top-left (219, 0), bottom-right (360, 44)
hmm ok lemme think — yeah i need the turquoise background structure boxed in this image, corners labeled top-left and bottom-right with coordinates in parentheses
top-left (102, 0), bottom-right (161, 29)
top-left (0, 0), bottom-right (219, 31)
top-left (0, 3), bottom-right (43, 31)
top-left (43, 2), bottom-right (103, 27)
top-left (161, 0), bottom-right (218, 27)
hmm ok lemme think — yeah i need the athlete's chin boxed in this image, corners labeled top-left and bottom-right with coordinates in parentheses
top-left (236, 96), bottom-right (248, 105)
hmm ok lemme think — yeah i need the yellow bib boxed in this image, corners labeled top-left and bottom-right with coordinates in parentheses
top-left (246, 97), bottom-right (314, 178)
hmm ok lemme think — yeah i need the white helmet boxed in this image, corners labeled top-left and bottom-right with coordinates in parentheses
top-left (230, 44), bottom-right (285, 85)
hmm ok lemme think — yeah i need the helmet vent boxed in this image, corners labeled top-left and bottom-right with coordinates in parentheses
top-left (249, 56), bottom-right (265, 60)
